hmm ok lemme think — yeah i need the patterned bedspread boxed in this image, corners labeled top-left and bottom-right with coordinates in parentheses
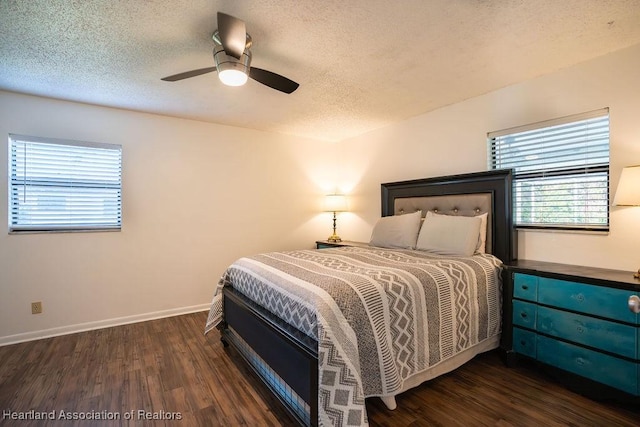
top-left (205, 246), bottom-right (503, 426)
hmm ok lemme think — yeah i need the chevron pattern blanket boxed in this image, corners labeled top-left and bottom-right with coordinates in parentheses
top-left (205, 246), bottom-right (502, 426)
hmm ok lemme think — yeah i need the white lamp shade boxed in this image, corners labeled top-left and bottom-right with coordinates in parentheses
top-left (324, 194), bottom-right (348, 212)
top-left (613, 165), bottom-right (640, 206)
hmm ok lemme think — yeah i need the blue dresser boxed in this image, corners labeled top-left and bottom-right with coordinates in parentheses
top-left (505, 260), bottom-right (640, 398)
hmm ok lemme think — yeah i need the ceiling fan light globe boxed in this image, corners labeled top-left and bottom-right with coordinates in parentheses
top-left (218, 69), bottom-right (248, 86)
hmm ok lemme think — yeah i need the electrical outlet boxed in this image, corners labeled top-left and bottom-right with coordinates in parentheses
top-left (31, 301), bottom-right (42, 314)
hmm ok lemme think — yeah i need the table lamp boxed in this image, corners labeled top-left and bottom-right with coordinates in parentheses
top-left (324, 194), bottom-right (348, 243)
top-left (613, 165), bottom-right (640, 279)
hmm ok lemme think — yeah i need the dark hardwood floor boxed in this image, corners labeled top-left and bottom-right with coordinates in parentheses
top-left (0, 312), bottom-right (637, 426)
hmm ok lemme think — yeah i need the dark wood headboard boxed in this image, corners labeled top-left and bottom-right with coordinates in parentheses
top-left (381, 169), bottom-right (516, 263)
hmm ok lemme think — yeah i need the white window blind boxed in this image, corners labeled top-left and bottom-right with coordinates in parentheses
top-left (9, 134), bottom-right (122, 232)
top-left (488, 109), bottom-right (609, 231)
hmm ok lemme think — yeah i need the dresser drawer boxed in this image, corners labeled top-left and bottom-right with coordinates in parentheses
top-left (513, 273), bottom-right (538, 301)
top-left (537, 306), bottom-right (637, 359)
top-left (513, 300), bottom-right (537, 330)
top-left (513, 327), bottom-right (536, 358)
top-left (537, 278), bottom-right (638, 324)
top-left (537, 335), bottom-right (638, 395)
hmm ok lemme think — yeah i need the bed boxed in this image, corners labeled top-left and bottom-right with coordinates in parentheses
top-left (205, 169), bottom-right (515, 426)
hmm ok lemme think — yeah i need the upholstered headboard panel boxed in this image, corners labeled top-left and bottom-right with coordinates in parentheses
top-left (381, 169), bottom-right (516, 263)
top-left (394, 193), bottom-right (493, 254)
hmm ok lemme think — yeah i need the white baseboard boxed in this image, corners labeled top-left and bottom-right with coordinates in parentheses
top-left (0, 303), bottom-right (211, 347)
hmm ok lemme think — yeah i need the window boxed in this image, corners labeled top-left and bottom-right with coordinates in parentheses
top-left (488, 109), bottom-right (609, 231)
top-left (8, 134), bottom-right (122, 232)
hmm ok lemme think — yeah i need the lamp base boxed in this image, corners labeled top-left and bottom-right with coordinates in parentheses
top-left (328, 211), bottom-right (342, 242)
top-left (327, 234), bottom-right (342, 243)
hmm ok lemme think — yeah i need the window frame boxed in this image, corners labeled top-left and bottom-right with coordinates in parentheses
top-left (8, 134), bottom-right (122, 234)
top-left (488, 108), bottom-right (610, 233)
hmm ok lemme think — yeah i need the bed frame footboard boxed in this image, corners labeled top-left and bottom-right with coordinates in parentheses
top-left (221, 287), bottom-right (319, 426)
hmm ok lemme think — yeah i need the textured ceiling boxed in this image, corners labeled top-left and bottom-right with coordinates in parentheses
top-left (2, 1), bottom-right (640, 142)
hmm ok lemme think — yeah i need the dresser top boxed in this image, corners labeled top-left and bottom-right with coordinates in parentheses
top-left (507, 259), bottom-right (640, 290)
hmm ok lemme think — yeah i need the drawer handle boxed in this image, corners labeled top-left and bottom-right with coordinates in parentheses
top-left (520, 312), bottom-right (528, 319)
top-left (629, 295), bottom-right (640, 314)
top-left (576, 357), bottom-right (585, 366)
top-left (576, 326), bottom-right (584, 334)
top-left (521, 285), bottom-right (529, 290)
top-left (575, 293), bottom-right (585, 303)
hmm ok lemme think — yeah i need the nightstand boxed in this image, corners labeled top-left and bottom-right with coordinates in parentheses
top-left (315, 240), bottom-right (370, 249)
top-left (503, 260), bottom-right (640, 400)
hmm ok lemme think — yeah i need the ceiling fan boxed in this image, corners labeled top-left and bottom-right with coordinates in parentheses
top-left (161, 12), bottom-right (299, 94)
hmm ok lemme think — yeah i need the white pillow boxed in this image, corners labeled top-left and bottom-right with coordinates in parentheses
top-left (416, 214), bottom-right (481, 256)
top-left (426, 211), bottom-right (488, 253)
top-left (369, 210), bottom-right (422, 249)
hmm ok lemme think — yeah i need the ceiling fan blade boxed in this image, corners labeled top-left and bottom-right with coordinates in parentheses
top-left (217, 12), bottom-right (246, 59)
top-left (249, 67), bottom-right (299, 94)
top-left (161, 67), bottom-right (217, 82)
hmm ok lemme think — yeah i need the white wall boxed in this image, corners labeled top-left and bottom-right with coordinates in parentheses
top-left (0, 92), bottom-right (336, 344)
top-left (337, 43), bottom-right (640, 272)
